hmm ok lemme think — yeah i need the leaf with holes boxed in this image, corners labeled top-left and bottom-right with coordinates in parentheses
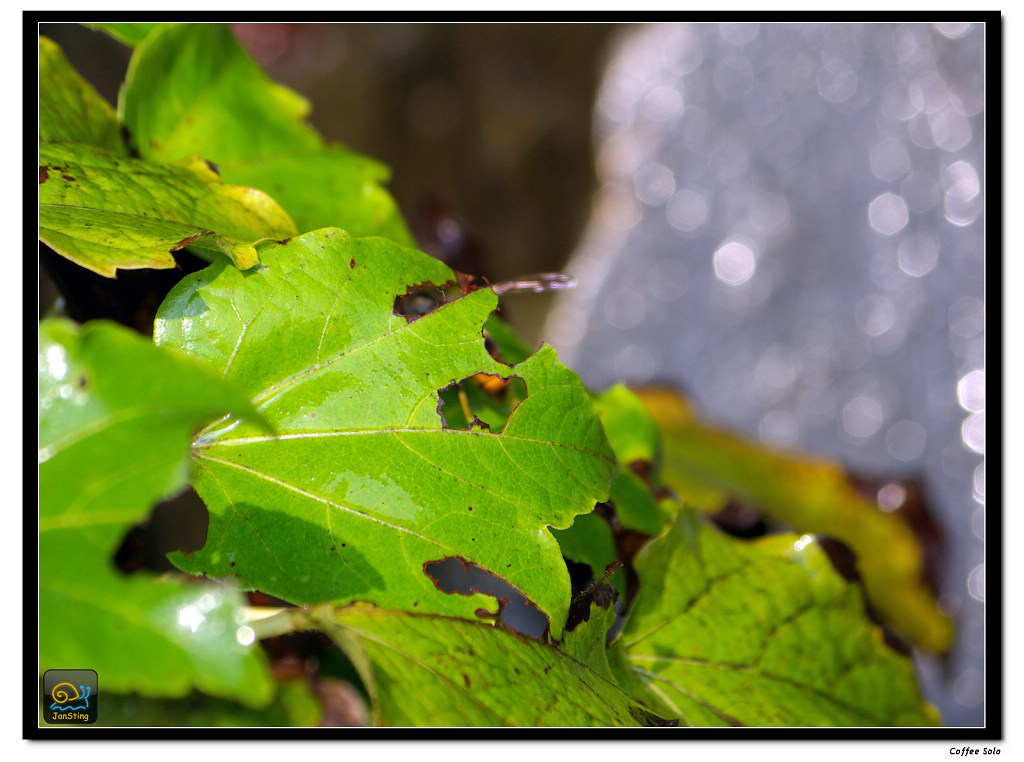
top-left (609, 510), bottom-right (939, 726)
top-left (301, 603), bottom-right (671, 727)
top-left (155, 228), bottom-right (616, 638)
top-left (38, 319), bottom-right (273, 703)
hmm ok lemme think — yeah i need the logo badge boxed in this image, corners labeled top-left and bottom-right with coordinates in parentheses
top-left (43, 670), bottom-right (97, 724)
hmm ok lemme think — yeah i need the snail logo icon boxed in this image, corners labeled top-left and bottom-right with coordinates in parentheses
top-left (42, 669), bottom-right (97, 724)
top-left (49, 682), bottom-right (90, 711)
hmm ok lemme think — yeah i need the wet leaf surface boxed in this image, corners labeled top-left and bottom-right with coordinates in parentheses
top-left (120, 23), bottom-right (413, 245)
top-left (156, 229), bottom-right (616, 638)
top-left (635, 387), bottom-right (952, 653)
top-left (611, 510), bottom-right (940, 727)
top-left (38, 319), bottom-right (274, 703)
top-left (304, 603), bottom-right (670, 727)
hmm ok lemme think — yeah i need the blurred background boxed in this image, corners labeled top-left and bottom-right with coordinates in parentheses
top-left (40, 21), bottom-right (988, 727)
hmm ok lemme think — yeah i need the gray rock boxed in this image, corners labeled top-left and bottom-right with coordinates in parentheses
top-left (547, 21), bottom-right (986, 727)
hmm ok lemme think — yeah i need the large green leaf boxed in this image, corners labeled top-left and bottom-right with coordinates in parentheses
top-left (120, 23), bottom-right (413, 245)
top-left (38, 319), bottom-right (274, 705)
top-left (39, 36), bottom-right (126, 155)
top-left (38, 142), bottom-right (296, 277)
top-left (155, 229), bottom-right (616, 638)
top-left (611, 510), bottom-right (939, 727)
top-left (301, 604), bottom-right (669, 727)
top-left (636, 387), bottom-right (952, 654)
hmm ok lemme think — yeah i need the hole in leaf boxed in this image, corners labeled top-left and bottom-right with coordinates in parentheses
top-left (392, 282), bottom-right (452, 322)
top-left (436, 374), bottom-right (527, 431)
top-left (423, 557), bottom-right (549, 639)
top-left (113, 487), bottom-right (209, 574)
top-left (565, 558), bottom-right (595, 600)
top-left (564, 561), bottom-right (621, 633)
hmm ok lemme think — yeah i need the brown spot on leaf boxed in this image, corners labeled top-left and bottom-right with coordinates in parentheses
top-left (171, 233), bottom-right (203, 252)
top-left (455, 270), bottom-right (491, 294)
top-left (38, 166), bottom-right (48, 184)
top-left (349, 258), bottom-right (356, 269)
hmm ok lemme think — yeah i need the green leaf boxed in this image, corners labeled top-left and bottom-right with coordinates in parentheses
top-left (84, 22), bottom-right (162, 47)
top-left (590, 386), bottom-right (673, 535)
top-left (39, 319), bottom-right (274, 705)
top-left (120, 23), bottom-right (321, 166)
top-left (39, 37), bottom-right (126, 155)
top-left (38, 142), bottom-right (296, 277)
top-left (220, 149), bottom-right (414, 246)
top-left (612, 510), bottom-right (939, 726)
top-left (636, 387), bottom-right (952, 653)
top-left (303, 604), bottom-right (670, 727)
top-left (96, 680), bottom-right (323, 727)
top-left (592, 385), bottom-right (661, 467)
top-left (120, 23), bottom-right (413, 245)
top-left (155, 229), bottom-right (616, 638)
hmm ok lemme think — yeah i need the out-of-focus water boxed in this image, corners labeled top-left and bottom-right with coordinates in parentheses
top-left (546, 22), bottom-right (987, 727)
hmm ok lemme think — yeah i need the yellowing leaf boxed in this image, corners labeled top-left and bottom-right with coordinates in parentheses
top-left (38, 143), bottom-right (296, 276)
top-left (39, 36), bottom-right (126, 154)
top-left (613, 511), bottom-right (939, 726)
top-left (636, 387), bottom-right (952, 654)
